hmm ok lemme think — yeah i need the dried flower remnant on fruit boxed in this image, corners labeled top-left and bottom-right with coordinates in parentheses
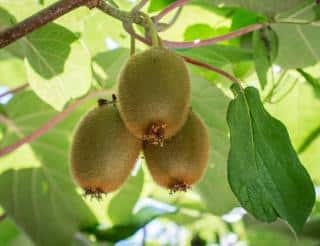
top-left (143, 111), bottom-right (209, 192)
top-left (98, 98), bottom-right (109, 107)
top-left (112, 94), bottom-right (117, 102)
top-left (84, 187), bottom-right (106, 201)
top-left (169, 181), bottom-right (191, 194)
top-left (143, 122), bottom-right (168, 146)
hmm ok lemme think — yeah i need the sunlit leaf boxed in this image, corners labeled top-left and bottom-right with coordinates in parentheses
top-left (24, 23), bottom-right (92, 110)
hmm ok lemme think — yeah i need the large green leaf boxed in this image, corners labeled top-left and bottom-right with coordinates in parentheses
top-left (0, 91), bottom-right (97, 245)
top-left (0, 218), bottom-right (33, 245)
top-left (297, 69), bottom-right (320, 98)
top-left (177, 45), bottom-right (252, 83)
top-left (193, 0), bottom-right (307, 17)
top-left (108, 166), bottom-right (144, 225)
top-left (23, 23), bottom-right (92, 110)
top-left (227, 84), bottom-right (315, 233)
top-left (148, 0), bottom-right (175, 12)
top-left (84, 205), bottom-right (176, 243)
top-left (0, 50), bottom-right (27, 87)
top-left (266, 82), bottom-right (320, 183)
top-left (272, 23), bottom-right (320, 69)
top-left (252, 28), bottom-right (278, 88)
top-left (0, 6), bottom-right (16, 29)
top-left (82, 10), bottom-right (130, 56)
top-left (191, 76), bottom-right (238, 215)
top-left (92, 48), bottom-right (130, 89)
top-left (275, 0), bottom-right (320, 23)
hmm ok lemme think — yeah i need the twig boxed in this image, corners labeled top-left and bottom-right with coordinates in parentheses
top-left (0, 0), bottom-right (147, 49)
top-left (154, 0), bottom-right (190, 22)
top-left (156, 7), bottom-right (183, 32)
top-left (0, 84), bottom-right (29, 99)
top-left (182, 55), bottom-right (243, 87)
top-left (166, 7), bottom-right (183, 28)
top-left (96, 0), bottom-right (146, 26)
top-left (133, 0), bottom-right (149, 11)
top-left (164, 23), bottom-right (264, 49)
top-left (125, 21), bottom-right (263, 49)
top-left (0, 90), bottom-right (108, 157)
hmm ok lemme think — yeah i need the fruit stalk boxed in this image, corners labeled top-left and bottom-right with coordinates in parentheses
top-left (140, 12), bottom-right (160, 47)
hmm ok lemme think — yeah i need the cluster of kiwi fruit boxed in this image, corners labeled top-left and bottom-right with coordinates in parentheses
top-left (70, 46), bottom-right (210, 197)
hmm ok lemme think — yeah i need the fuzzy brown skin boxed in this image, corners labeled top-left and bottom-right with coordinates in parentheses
top-left (143, 111), bottom-right (210, 192)
top-left (118, 47), bottom-right (191, 143)
top-left (70, 105), bottom-right (142, 194)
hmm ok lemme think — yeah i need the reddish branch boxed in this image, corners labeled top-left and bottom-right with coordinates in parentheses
top-left (182, 56), bottom-right (242, 86)
top-left (0, 84), bottom-right (29, 99)
top-left (154, 0), bottom-right (190, 21)
top-left (164, 23), bottom-right (264, 49)
top-left (0, 91), bottom-right (107, 157)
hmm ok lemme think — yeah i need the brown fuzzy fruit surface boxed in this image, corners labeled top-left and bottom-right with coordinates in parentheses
top-left (70, 105), bottom-right (142, 195)
top-left (118, 47), bottom-right (191, 145)
top-left (143, 111), bottom-right (209, 192)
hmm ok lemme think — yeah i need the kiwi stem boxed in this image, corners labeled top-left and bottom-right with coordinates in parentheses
top-left (130, 33), bottom-right (136, 55)
top-left (139, 12), bottom-right (159, 47)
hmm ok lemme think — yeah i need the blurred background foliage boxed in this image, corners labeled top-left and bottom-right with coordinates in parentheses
top-left (0, 0), bottom-right (319, 245)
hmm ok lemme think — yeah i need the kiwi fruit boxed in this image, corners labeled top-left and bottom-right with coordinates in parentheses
top-left (118, 47), bottom-right (191, 145)
top-left (70, 103), bottom-right (142, 197)
top-left (143, 111), bottom-right (209, 192)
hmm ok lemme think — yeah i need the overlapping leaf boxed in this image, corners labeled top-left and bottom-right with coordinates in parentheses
top-left (191, 76), bottom-right (238, 215)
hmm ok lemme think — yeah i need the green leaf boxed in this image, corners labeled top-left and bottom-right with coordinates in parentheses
top-left (92, 48), bottom-right (130, 88)
top-left (82, 10), bottom-right (130, 56)
top-left (246, 224), bottom-right (319, 246)
top-left (0, 218), bottom-right (29, 245)
top-left (0, 6), bottom-right (16, 29)
top-left (148, 0), bottom-right (175, 12)
top-left (272, 23), bottom-right (320, 69)
top-left (177, 45), bottom-right (252, 64)
top-left (184, 24), bottom-right (216, 41)
top-left (227, 84), bottom-right (315, 233)
top-left (275, 0), bottom-right (320, 23)
top-left (0, 91), bottom-right (97, 245)
top-left (297, 68), bottom-right (320, 98)
top-left (252, 28), bottom-right (278, 88)
top-left (108, 166), bottom-right (144, 225)
top-left (191, 76), bottom-right (238, 215)
top-left (266, 81), bottom-right (320, 184)
top-left (84, 206), bottom-right (176, 242)
top-left (0, 50), bottom-right (27, 87)
top-left (105, 0), bottom-right (119, 8)
top-left (177, 45), bottom-right (252, 82)
top-left (196, 0), bottom-right (307, 17)
top-left (24, 23), bottom-right (91, 110)
top-left (0, 7), bottom-right (25, 58)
